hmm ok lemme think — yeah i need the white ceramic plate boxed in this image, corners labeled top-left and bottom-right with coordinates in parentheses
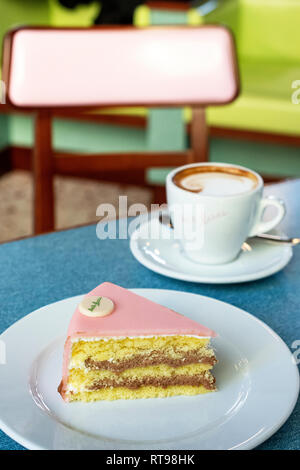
top-left (130, 217), bottom-right (293, 283)
top-left (0, 289), bottom-right (298, 450)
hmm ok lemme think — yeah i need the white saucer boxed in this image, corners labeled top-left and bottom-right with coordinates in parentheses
top-left (130, 216), bottom-right (293, 283)
top-left (0, 289), bottom-right (299, 450)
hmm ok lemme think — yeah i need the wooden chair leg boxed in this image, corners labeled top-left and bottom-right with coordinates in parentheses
top-left (189, 106), bottom-right (209, 163)
top-left (33, 111), bottom-right (54, 234)
top-left (151, 185), bottom-right (166, 205)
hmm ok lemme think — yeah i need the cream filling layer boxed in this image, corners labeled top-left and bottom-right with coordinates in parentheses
top-left (68, 347), bottom-right (215, 371)
top-left (71, 334), bottom-right (211, 343)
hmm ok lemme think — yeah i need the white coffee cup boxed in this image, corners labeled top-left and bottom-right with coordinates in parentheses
top-left (166, 162), bottom-right (286, 264)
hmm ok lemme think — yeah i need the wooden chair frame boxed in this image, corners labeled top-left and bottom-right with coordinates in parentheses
top-left (32, 106), bottom-right (208, 233)
top-left (2, 26), bottom-right (239, 234)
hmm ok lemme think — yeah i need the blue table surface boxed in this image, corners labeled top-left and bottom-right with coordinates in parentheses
top-left (0, 180), bottom-right (299, 450)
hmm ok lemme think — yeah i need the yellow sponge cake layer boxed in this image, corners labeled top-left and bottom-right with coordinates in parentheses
top-left (64, 335), bottom-right (217, 401)
top-left (70, 336), bottom-right (211, 367)
top-left (69, 385), bottom-right (213, 402)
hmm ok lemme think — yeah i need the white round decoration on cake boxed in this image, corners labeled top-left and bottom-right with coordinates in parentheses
top-left (79, 296), bottom-right (114, 317)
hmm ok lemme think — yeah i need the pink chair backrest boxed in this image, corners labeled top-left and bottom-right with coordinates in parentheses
top-left (3, 26), bottom-right (239, 108)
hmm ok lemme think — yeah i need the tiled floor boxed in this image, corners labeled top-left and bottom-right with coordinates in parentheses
top-left (0, 171), bottom-right (152, 243)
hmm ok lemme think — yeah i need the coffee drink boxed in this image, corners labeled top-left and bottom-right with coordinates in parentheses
top-left (172, 165), bottom-right (258, 197)
top-left (167, 163), bottom-right (285, 264)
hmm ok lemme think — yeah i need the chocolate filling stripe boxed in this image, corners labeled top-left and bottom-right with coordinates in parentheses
top-left (88, 374), bottom-right (216, 391)
top-left (84, 350), bottom-right (217, 373)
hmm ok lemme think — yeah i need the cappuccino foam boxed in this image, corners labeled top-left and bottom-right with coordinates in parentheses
top-left (174, 169), bottom-right (257, 196)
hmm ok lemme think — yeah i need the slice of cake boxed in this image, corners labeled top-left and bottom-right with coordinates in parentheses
top-left (58, 282), bottom-right (217, 402)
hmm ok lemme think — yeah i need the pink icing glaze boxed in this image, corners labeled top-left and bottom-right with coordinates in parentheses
top-left (68, 282), bottom-right (216, 338)
top-left (59, 282), bottom-right (216, 400)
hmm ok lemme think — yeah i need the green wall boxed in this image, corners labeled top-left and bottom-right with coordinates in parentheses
top-left (239, 0), bottom-right (300, 64)
top-left (205, 0), bottom-right (300, 65)
top-left (0, 0), bottom-right (49, 67)
top-left (7, 113), bottom-right (147, 153)
top-left (0, 0), bottom-right (99, 70)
